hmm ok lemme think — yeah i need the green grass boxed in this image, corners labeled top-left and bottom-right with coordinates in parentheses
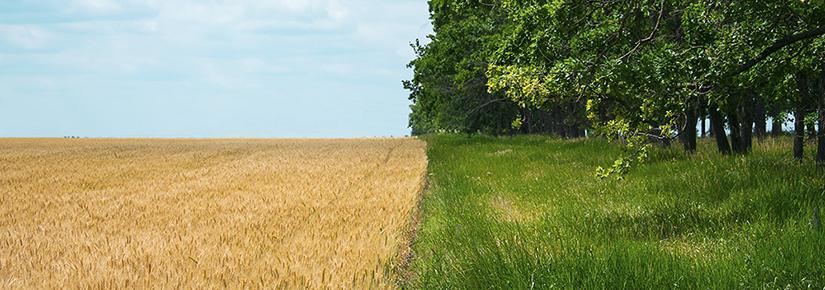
top-left (405, 135), bottom-right (825, 289)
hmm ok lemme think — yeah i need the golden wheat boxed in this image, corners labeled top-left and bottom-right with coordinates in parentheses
top-left (0, 138), bottom-right (427, 289)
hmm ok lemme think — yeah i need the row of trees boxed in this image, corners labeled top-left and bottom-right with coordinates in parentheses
top-left (405, 0), bottom-right (825, 167)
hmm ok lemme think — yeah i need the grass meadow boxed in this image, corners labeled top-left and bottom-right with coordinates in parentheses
top-left (0, 138), bottom-right (427, 289)
top-left (405, 135), bottom-right (825, 289)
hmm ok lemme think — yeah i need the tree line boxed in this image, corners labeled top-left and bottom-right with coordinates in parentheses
top-left (404, 0), bottom-right (825, 168)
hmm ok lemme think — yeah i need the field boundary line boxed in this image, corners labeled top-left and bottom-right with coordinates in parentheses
top-left (393, 150), bottom-right (429, 288)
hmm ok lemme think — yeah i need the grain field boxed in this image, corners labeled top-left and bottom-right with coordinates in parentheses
top-left (0, 138), bottom-right (427, 289)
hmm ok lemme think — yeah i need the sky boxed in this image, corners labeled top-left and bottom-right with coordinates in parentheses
top-left (0, 0), bottom-right (432, 138)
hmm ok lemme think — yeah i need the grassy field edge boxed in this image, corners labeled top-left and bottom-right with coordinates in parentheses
top-left (404, 134), bottom-right (825, 289)
top-left (393, 137), bottom-right (432, 288)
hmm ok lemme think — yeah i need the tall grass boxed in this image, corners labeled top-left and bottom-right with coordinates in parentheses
top-left (406, 135), bottom-right (825, 289)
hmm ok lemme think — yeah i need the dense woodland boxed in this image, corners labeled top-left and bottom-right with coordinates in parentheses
top-left (405, 0), bottom-right (825, 169)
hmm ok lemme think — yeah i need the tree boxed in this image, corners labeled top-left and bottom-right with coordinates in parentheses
top-left (406, 0), bottom-right (825, 170)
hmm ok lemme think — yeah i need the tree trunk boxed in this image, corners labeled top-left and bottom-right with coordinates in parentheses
top-left (701, 102), bottom-right (707, 138)
top-left (795, 73), bottom-right (809, 161)
top-left (736, 90), bottom-right (755, 153)
top-left (818, 109), bottom-right (825, 166)
top-left (795, 107), bottom-right (807, 160)
top-left (556, 107), bottom-right (564, 137)
top-left (523, 109), bottom-right (532, 134)
top-left (729, 111), bottom-right (745, 154)
top-left (808, 119), bottom-right (817, 140)
top-left (551, 106), bottom-right (562, 137)
top-left (818, 71), bottom-right (825, 167)
top-left (754, 94), bottom-right (767, 139)
top-left (683, 98), bottom-right (698, 152)
top-left (741, 112), bottom-right (754, 153)
top-left (709, 104), bottom-right (731, 154)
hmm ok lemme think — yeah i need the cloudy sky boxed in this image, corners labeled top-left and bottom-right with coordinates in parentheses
top-left (0, 0), bottom-right (431, 137)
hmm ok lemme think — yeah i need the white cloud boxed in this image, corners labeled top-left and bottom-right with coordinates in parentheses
top-left (326, 0), bottom-right (349, 21)
top-left (70, 0), bottom-right (123, 13)
top-left (0, 0), bottom-right (432, 137)
top-left (0, 25), bottom-right (51, 49)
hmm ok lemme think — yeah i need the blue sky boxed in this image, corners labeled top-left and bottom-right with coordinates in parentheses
top-left (0, 0), bottom-right (431, 137)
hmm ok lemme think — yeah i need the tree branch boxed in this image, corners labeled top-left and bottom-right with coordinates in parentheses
top-left (735, 24), bottom-right (825, 75)
top-left (618, 1), bottom-right (665, 61)
top-left (467, 98), bottom-right (507, 116)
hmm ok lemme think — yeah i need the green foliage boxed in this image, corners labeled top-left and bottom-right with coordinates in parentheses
top-left (408, 0), bottom-right (825, 172)
top-left (405, 0), bottom-right (520, 135)
top-left (405, 135), bottom-right (825, 289)
top-left (405, 0), bottom-right (591, 137)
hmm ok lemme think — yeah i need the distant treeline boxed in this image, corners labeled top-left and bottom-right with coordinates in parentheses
top-left (405, 0), bottom-right (825, 165)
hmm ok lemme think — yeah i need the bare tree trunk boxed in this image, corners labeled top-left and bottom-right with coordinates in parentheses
top-left (818, 71), bottom-right (825, 167)
top-left (683, 98), bottom-right (698, 152)
top-left (699, 100), bottom-right (707, 138)
top-left (739, 90), bottom-right (755, 153)
top-left (525, 108), bottom-right (533, 134)
top-left (551, 106), bottom-right (562, 137)
top-left (818, 109), bottom-right (825, 166)
top-left (795, 73), bottom-right (809, 161)
top-left (729, 111), bottom-right (745, 154)
top-left (709, 104), bottom-right (731, 154)
top-left (754, 94), bottom-right (767, 140)
top-left (795, 108), bottom-right (807, 161)
top-left (741, 113), bottom-right (754, 152)
top-left (808, 119), bottom-right (817, 140)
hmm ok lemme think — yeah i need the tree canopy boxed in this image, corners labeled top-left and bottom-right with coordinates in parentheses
top-left (406, 0), bottom-right (825, 169)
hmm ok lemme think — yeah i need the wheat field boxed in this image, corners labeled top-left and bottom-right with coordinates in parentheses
top-left (0, 138), bottom-right (427, 289)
